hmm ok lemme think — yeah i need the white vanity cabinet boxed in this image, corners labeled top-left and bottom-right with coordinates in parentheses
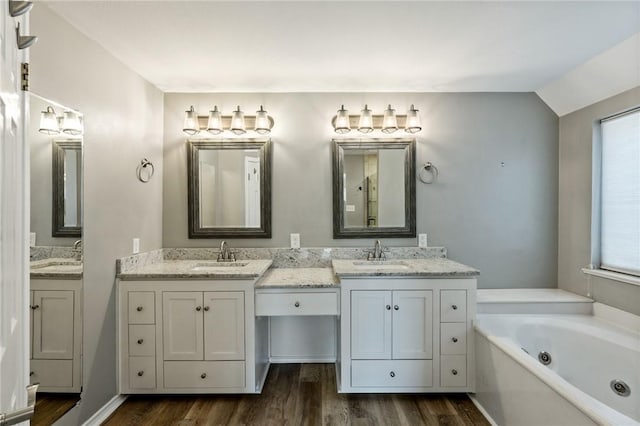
top-left (29, 279), bottom-right (83, 392)
top-left (339, 278), bottom-right (476, 393)
top-left (118, 280), bottom-right (258, 394)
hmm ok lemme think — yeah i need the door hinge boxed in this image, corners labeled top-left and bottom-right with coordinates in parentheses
top-left (21, 62), bottom-right (29, 91)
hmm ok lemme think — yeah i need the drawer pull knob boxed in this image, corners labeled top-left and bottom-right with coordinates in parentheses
top-left (452, 369), bottom-right (458, 376)
top-left (452, 337), bottom-right (458, 343)
top-left (137, 371), bottom-right (144, 377)
top-left (294, 301), bottom-right (300, 308)
top-left (204, 306), bottom-right (210, 311)
top-left (386, 305), bottom-right (391, 310)
top-left (394, 305), bottom-right (399, 311)
top-left (136, 306), bottom-right (143, 312)
top-left (29, 371), bottom-right (34, 377)
top-left (137, 338), bottom-right (144, 344)
top-left (452, 305), bottom-right (458, 310)
top-left (31, 304), bottom-right (39, 310)
top-left (389, 371), bottom-right (395, 378)
top-left (196, 306), bottom-right (202, 312)
top-left (201, 373), bottom-right (207, 379)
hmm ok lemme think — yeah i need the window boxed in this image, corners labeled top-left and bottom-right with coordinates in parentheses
top-left (598, 108), bottom-right (640, 277)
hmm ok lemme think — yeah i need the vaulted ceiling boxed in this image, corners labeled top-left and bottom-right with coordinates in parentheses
top-left (43, 1), bottom-right (640, 114)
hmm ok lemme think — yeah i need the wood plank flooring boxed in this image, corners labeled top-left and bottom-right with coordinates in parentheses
top-left (104, 364), bottom-right (489, 425)
top-left (32, 393), bottom-right (80, 426)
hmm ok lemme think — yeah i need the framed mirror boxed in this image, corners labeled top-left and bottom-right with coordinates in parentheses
top-left (52, 139), bottom-right (82, 237)
top-left (332, 138), bottom-right (416, 238)
top-left (187, 138), bottom-right (272, 238)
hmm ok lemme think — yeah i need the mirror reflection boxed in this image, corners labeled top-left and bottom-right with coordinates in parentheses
top-left (333, 138), bottom-right (416, 238)
top-left (29, 94), bottom-right (83, 426)
top-left (188, 139), bottom-right (271, 238)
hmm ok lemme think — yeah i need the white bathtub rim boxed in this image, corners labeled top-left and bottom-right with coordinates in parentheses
top-left (475, 323), bottom-right (639, 426)
top-left (593, 302), bottom-right (640, 335)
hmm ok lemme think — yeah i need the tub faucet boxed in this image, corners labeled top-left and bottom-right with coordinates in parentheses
top-left (217, 240), bottom-right (236, 262)
top-left (367, 239), bottom-right (386, 261)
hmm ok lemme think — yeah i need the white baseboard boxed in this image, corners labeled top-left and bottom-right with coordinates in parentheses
top-left (82, 394), bottom-right (128, 426)
top-left (269, 357), bottom-right (336, 363)
top-left (468, 394), bottom-right (498, 426)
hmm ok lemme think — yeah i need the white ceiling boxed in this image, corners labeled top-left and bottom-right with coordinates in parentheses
top-left (43, 1), bottom-right (639, 107)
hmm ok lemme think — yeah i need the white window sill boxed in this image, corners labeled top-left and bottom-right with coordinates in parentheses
top-left (582, 268), bottom-right (640, 287)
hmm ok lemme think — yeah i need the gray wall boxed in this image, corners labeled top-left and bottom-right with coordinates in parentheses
top-left (164, 93), bottom-right (559, 289)
top-left (31, 4), bottom-right (164, 423)
top-left (29, 94), bottom-right (79, 247)
top-left (558, 86), bottom-right (640, 315)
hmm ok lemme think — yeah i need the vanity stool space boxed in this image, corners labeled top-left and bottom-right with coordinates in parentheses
top-left (116, 259), bottom-right (272, 395)
top-left (333, 260), bottom-right (478, 394)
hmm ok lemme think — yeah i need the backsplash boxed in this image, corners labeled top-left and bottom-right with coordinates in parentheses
top-left (31, 246), bottom-right (80, 261)
top-left (117, 246), bottom-right (446, 274)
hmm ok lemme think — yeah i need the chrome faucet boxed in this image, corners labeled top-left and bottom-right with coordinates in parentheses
top-left (367, 239), bottom-right (386, 261)
top-left (217, 240), bottom-right (236, 262)
top-left (73, 239), bottom-right (82, 261)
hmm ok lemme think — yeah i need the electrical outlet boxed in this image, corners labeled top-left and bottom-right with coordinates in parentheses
top-left (132, 238), bottom-right (140, 254)
top-left (290, 233), bottom-right (300, 249)
top-left (30, 232), bottom-right (36, 247)
top-left (418, 233), bottom-right (428, 248)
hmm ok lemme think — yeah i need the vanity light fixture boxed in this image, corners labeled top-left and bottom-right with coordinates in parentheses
top-left (206, 106), bottom-right (223, 135)
top-left (334, 105), bottom-right (351, 134)
top-left (62, 111), bottom-right (83, 136)
top-left (358, 105), bottom-right (374, 133)
top-left (39, 106), bottom-right (60, 135)
top-left (39, 106), bottom-right (84, 136)
top-left (182, 105), bottom-right (275, 136)
top-left (331, 104), bottom-right (422, 134)
top-left (183, 105), bottom-right (200, 136)
top-left (254, 105), bottom-right (271, 135)
top-left (230, 105), bottom-right (246, 135)
top-left (405, 104), bottom-right (422, 133)
top-left (381, 104), bottom-right (398, 134)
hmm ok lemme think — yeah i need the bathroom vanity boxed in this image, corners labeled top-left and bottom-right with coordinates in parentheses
top-left (29, 258), bottom-right (83, 393)
top-left (116, 249), bottom-right (478, 396)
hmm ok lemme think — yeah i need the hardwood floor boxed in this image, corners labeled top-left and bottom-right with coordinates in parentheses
top-left (104, 364), bottom-right (489, 425)
top-left (32, 393), bottom-right (80, 426)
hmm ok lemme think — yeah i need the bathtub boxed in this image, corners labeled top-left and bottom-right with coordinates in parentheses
top-left (474, 305), bottom-right (640, 425)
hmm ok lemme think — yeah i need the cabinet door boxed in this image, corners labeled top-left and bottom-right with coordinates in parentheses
top-left (32, 290), bottom-right (74, 360)
top-left (203, 292), bottom-right (245, 361)
top-left (392, 290), bottom-right (433, 359)
top-left (163, 292), bottom-right (204, 360)
top-left (351, 291), bottom-right (392, 360)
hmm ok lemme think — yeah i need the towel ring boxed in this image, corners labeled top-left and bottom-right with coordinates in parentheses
top-left (419, 162), bottom-right (438, 184)
top-left (136, 158), bottom-right (154, 183)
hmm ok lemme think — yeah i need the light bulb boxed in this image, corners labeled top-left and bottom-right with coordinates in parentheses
top-left (62, 111), bottom-right (83, 136)
top-left (206, 106), bottom-right (223, 135)
top-left (381, 104), bottom-right (398, 134)
top-left (334, 105), bottom-right (351, 134)
top-left (405, 104), bottom-right (422, 133)
top-left (39, 106), bottom-right (59, 135)
top-left (254, 105), bottom-right (271, 135)
top-left (230, 106), bottom-right (246, 135)
top-left (183, 105), bottom-right (200, 135)
top-left (358, 104), bottom-right (373, 133)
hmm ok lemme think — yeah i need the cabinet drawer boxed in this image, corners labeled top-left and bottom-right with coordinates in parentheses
top-left (351, 360), bottom-right (433, 388)
top-left (255, 292), bottom-right (338, 316)
top-left (129, 356), bottom-right (156, 389)
top-left (441, 355), bottom-right (467, 387)
top-left (441, 290), bottom-right (466, 322)
top-left (440, 323), bottom-right (467, 355)
top-left (129, 325), bottom-right (156, 357)
top-left (128, 292), bottom-right (155, 324)
top-left (164, 361), bottom-right (245, 389)
top-left (30, 359), bottom-right (73, 388)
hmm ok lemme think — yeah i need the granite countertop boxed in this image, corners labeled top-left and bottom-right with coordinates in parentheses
top-left (256, 268), bottom-right (339, 289)
top-left (30, 258), bottom-right (83, 279)
top-left (331, 258), bottom-right (479, 278)
top-left (117, 259), bottom-right (273, 280)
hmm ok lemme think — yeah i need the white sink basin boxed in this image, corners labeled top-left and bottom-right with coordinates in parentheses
top-left (351, 261), bottom-right (410, 270)
top-left (191, 262), bottom-right (249, 271)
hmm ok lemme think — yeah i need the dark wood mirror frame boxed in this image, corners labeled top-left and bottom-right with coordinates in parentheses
top-left (187, 138), bottom-right (272, 238)
top-left (332, 138), bottom-right (416, 238)
top-left (52, 139), bottom-right (82, 237)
